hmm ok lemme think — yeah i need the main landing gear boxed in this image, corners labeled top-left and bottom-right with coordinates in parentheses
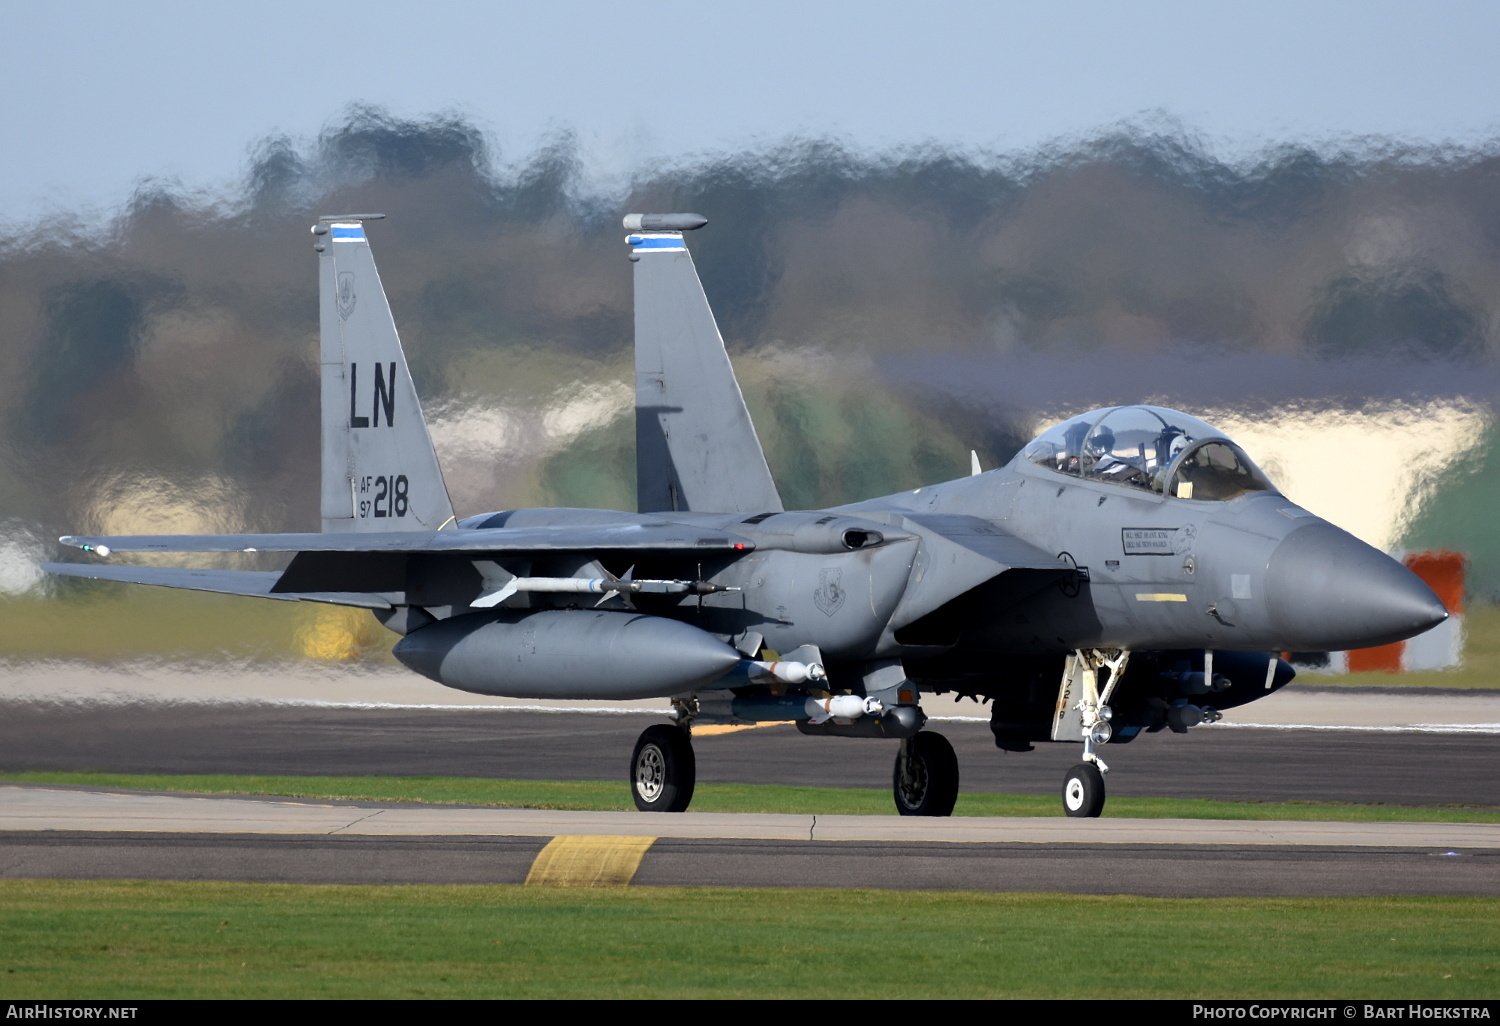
top-left (629, 719), bottom-right (962, 817)
top-left (630, 723), bottom-right (696, 812)
top-left (892, 731), bottom-right (959, 816)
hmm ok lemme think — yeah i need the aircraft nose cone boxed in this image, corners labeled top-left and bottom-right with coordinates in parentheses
top-left (1265, 523), bottom-right (1448, 651)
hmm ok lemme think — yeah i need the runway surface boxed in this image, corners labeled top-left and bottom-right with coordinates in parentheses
top-left (3, 702), bottom-right (1497, 806)
top-left (4, 786), bottom-right (1498, 896)
top-left (2, 665), bottom-right (1497, 895)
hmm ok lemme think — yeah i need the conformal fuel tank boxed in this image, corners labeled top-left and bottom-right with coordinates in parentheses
top-left (391, 609), bottom-right (743, 699)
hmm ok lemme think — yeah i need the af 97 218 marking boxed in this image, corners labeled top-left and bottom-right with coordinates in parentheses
top-left (358, 474), bottom-right (410, 518)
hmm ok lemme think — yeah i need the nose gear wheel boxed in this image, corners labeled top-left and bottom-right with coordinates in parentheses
top-left (1063, 761), bottom-right (1105, 818)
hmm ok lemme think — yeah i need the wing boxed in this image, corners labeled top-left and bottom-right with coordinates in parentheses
top-left (43, 563), bottom-right (396, 609)
top-left (58, 523), bottom-right (757, 555)
top-left (50, 522), bottom-right (759, 603)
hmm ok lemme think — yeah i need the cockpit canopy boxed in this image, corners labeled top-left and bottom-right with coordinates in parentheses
top-left (1018, 405), bottom-right (1278, 501)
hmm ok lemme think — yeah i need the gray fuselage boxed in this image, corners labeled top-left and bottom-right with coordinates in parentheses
top-left (450, 442), bottom-right (1445, 696)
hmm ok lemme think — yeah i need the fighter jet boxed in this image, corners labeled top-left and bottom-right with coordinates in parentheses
top-left (47, 212), bottom-right (1449, 818)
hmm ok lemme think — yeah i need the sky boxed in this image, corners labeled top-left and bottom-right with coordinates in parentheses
top-left (3, 0), bottom-right (1499, 223)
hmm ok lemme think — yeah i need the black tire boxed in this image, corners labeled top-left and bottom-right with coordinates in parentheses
top-left (1062, 762), bottom-right (1106, 818)
top-left (891, 731), bottom-right (960, 817)
top-left (630, 724), bottom-right (696, 813)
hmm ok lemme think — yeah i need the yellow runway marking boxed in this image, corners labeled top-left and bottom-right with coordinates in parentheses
top-left (524, 835), bottom-right (656, 887)
top-left (691, 722), bottom-right (788, 736)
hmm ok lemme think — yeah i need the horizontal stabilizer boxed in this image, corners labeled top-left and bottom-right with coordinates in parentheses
top-left (43, 563), bottom-right (394, 609)
top-left (60, 522), bottom-right (757, 556)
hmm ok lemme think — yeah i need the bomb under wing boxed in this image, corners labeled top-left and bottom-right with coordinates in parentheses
top-left (46, 212), bottom-right (1447, 820)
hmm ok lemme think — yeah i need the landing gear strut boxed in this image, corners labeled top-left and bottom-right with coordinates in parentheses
top-left (1053, 648), bottom-right (1130, 818)
top-left (630, 723), bottom-right (696, 812)
top-left (892, 731), bottom-right (959, 816)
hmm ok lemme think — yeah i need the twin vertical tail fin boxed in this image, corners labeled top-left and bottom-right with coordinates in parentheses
top-left (313, 212), bottom-right (771, 529)
top-left (628, 213), bottom-right (783, 515)
top-left (315, 216), bottom-right (455, 533)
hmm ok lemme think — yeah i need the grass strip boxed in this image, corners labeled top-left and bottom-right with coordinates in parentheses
top-left (0, 881), bottom-right (1495, 999)
top-left (7, 771), bottom-right (1499, 821)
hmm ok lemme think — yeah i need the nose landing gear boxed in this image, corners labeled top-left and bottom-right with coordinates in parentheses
top-left (1062, 761), bottom-right (1106, 818)
top-left (1052, 648), bottom-right (1131, 818)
